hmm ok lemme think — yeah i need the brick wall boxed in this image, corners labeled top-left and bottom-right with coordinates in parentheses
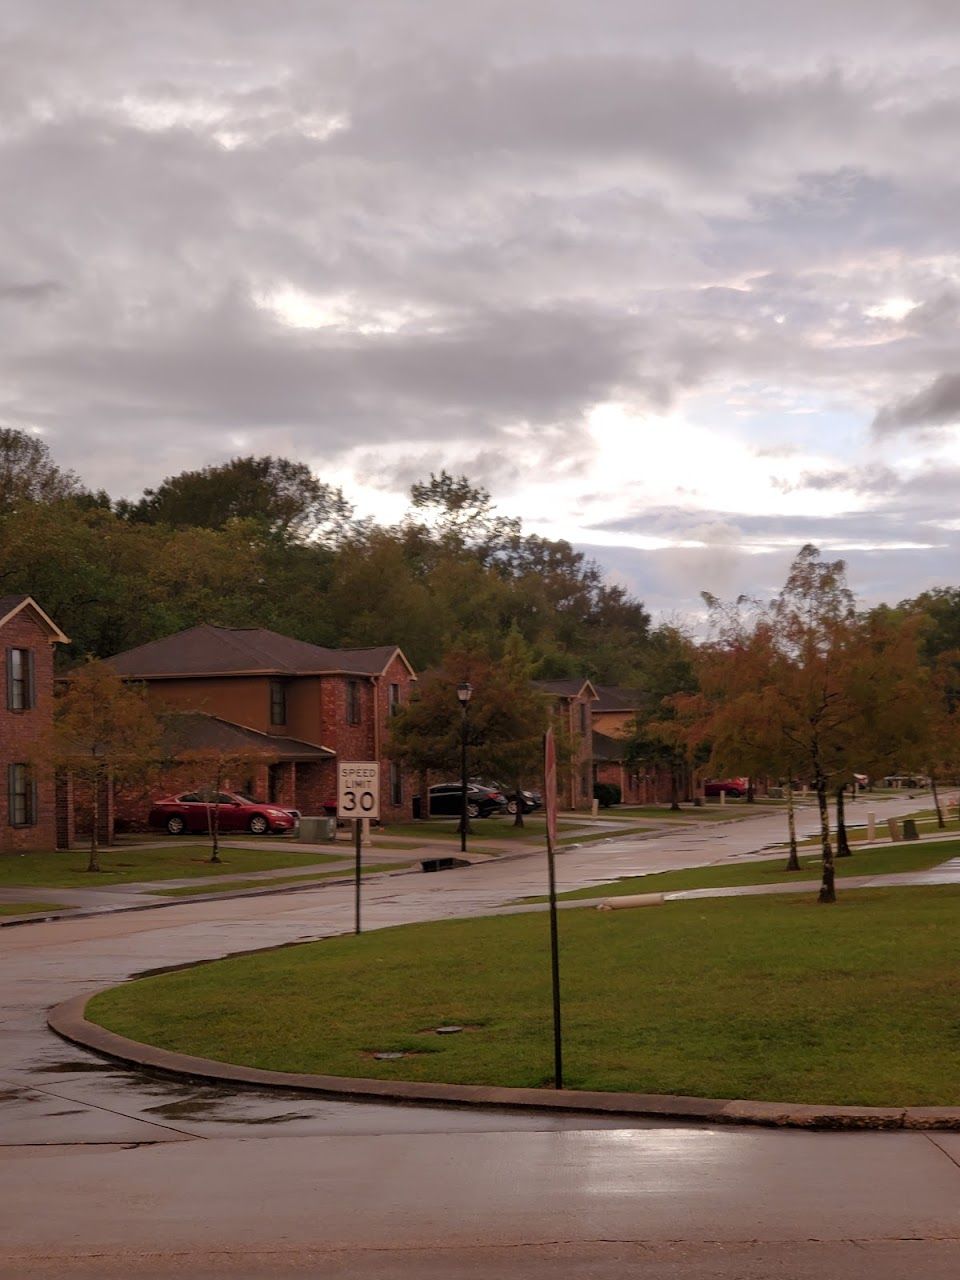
top-left (0, 610), bottom-right (58, 853)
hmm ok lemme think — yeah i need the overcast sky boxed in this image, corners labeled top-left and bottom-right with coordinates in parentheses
top-left (3, 1), bottom-right (960, 621)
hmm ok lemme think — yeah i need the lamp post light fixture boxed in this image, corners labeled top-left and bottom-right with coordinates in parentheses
top-left (456, 681), bottom-right (473, 853)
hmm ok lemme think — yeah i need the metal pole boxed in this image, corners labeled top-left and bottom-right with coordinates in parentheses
top-left (543, 729), bottom-right (562, 1089)
top-left (460, 703), bottom-right (468, 854)
top-left (354, 817), bottom-right (362, 934)
top-left (545, 811), bottom-right (563, 1089)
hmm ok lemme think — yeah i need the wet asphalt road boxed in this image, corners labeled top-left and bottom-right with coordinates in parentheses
top-left (3, 795), bottom-right (959, 1277)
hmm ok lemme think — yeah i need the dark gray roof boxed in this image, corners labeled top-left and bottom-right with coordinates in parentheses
top-left (160, 712), bottom-right (333, 761)
top-left (532, 678), bottom-right (599, 699)
top-left (0, 594), bottom-right (30, 616)
top-left (105, 623), bottom-right (412, 680)
top-left (592, 685), bottom-right (644, 713)
top-left (593, 730), bottom-right (629, 762)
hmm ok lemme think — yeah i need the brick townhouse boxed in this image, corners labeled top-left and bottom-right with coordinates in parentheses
top-left (0, 595), bottom-right (70, 853)
top-left (104, 624), bottom-right (418, 824)
top-left (532, 678), bottom-right (598, 810)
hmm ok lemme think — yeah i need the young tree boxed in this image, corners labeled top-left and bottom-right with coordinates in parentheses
top-left (41, 662), bottom-right (161, 872)
top-left (387, 645), bottom-right (551, 829)
top-left (167, 745), bottom-right (271, 863)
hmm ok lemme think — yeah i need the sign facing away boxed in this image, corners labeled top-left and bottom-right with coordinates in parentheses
top-left (337, 761), bottom-right (380, 820)
top-left (544, 727), bottom-right (558, 847)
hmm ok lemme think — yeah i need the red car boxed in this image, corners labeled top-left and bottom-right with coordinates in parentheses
top-left (704, 777), bottom-right (749, 798)
top-left (149, 791), bottom-right (299, 836)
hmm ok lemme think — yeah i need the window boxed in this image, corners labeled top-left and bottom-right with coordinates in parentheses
top-left (389, 683), bottom-right (401, 716)
top-left (270, 680), bottom-right (287, 726)
top-left (8, 764), bottom-right (36, 827)
top-left (6, 648), bottom-right (34, 711)
top-left (390, 762), bottom-right (402, 806)
top-left (346, 680), bottom-right (361, 725)
top-left (579, 700), bottom-right (588, 734)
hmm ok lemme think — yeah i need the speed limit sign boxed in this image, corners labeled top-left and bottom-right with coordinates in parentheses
top-left (337, 761), bottom-right (380, 820)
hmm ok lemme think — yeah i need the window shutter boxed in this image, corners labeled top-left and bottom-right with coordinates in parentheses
top-left (29, 774), bottom-right (38, 826)
top-left (4, 650), bottom-right (11, 712)
top-left (6, 763), bottom-right (14, 825)
top-left (26, 650), bottom-right (35, 710)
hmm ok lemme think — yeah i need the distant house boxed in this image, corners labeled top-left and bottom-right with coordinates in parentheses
top-left (0, 595), bottom-right (70, 853)
top-left (591, 685), bottom-right (677, 805)
top-left (533, 678), bottom-right (598, 810)
top-left (104, 624), bottom-right (418, 824)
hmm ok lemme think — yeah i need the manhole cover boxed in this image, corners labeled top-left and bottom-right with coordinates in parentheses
top-left (435, 1025), bottom-right (463, 1035)
top-left (373, 1051), bottom-right (406, 1060)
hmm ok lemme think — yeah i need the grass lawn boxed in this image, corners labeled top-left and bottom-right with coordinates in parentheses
top-left (0, 845), bottom-right (348, 890)
top-left (88, 884), bottom-right (960, 1106)
top-left (521, 840), bottom-right (960, 902)
top-left (152, 862), bottom-right (411, 897)
top-left (0, 901), bottom-right (68, 916)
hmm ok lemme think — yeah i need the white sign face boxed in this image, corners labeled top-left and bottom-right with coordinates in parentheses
top-left (337, 761), bottom-right (380, 820)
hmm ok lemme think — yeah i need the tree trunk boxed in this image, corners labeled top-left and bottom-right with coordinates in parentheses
top-left (669, 767), bottom-right (680, 811)
top-left (208, 765), bottom-right (222, 864)
top-left (835, 786), bottom-right (851, 857)
top-left (784, 782), bottom-right (800, 871)
top-left (513, 778), bottom-right (524, 828)
top-left (746, 776), bottom-right (755, 804)
top-left (86, 769), bottom-right (101, 873)
top-left (817, 778), bottom-right (836, 903)
top-left (931, 774), bottom-right (945, 829)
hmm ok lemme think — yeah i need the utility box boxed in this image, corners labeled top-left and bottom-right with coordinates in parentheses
top-left (299, 815), bottom-right (337, 843)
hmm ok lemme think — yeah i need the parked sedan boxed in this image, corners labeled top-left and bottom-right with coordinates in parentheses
top-left (704, 777), bottom-right (749, 798)
top-left (427, 783), bottom-right (508, 818)
top-left (479, 780), bottom-right (543, 814)
top-left (149, 791), bottom-right (299, 836)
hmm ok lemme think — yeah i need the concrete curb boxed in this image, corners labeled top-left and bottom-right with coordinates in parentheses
top-left (47, 992), bottom-right (960, 1131)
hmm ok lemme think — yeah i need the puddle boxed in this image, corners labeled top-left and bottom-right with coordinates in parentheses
top-left (31, 1060), bottom-right (118, 1074)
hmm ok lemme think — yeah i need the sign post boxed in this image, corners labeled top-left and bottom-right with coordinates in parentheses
top-left (337, 762), bottom-right (380, 935)
top-left (543, 728), bottom-right (563, 1089)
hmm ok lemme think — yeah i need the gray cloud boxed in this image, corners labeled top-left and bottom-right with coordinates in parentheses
top-left (874, 374), bottom-right (960, 434)
top-left (2, 0), bottom-right (960, 606)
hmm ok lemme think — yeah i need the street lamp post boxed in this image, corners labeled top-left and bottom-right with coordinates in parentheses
top-left (456, 681), bottom-right (473, 854)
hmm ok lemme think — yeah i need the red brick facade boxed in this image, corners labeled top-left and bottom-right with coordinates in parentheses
top-left (0, 601), bottom-right (66, 853)
top-left (111, 636), bottom-right (419, 826)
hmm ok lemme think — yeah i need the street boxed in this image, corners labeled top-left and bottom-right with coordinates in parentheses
top-left (3, 796), bottom-right (959, 1278)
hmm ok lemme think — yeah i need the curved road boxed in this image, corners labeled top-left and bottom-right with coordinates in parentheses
top-left (3, 796), bottom-right (959, 1278)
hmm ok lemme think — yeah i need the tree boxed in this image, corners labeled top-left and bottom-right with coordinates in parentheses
top-left (387, 645), bottom-right (551, 828)
top-left (119, 455), bottom-right (353, 544)
top-left (41, 662), bottom-right (161, 871)
top-left (0, 428), bottom-right (84, 510)
top-left (166, 744), bottom-right (271, 864)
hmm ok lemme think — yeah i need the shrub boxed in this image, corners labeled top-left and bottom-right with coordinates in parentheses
top-left (594, 782), bottom-right (621, 808)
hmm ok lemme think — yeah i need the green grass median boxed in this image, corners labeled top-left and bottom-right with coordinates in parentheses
top-left (520, 840), bottom-right (959, 902)
top-left (88, 884), bottom-right (960, 1107)
top-left (0, 901), bottom-right (68, 916)
top-left (0, 845), bottom-right (346, 889)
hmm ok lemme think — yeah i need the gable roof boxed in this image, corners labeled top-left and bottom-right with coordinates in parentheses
top-left (532, 678), bottom-right (599, 701)
top-left (105, 624), bottom-right (416, 680)
top-left (593, 730), bottom-right (629, 762)
top-left (592, 685), bottom-right (644, 714)
top-left (160, 712), bottom-right (334, 761)
top-left (0, 595), bottom-right (70, 643)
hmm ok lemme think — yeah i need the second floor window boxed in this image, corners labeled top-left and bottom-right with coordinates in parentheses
top-left (270, 680), bottom-right (287, 726)
top-left (389, 683), bottom-right (401, 715)
top-left (346, 680), bottom-right (361, 725)
top-left (7, 648), bottom-right (34, 711)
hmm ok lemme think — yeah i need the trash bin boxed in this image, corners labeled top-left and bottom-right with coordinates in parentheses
top-left (323, 815), bottom-right (337, 841)
top-left (412, 795), bottom-right (422, 819)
